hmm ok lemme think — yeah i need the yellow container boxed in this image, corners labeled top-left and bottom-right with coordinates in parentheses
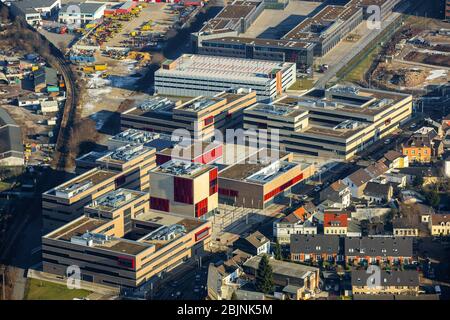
top-left (83, 66), bottom-right (95, 73)
top-left (94, 64), bottom-right (107, 71)
top-left (32, 66), bottom-right (39, 71)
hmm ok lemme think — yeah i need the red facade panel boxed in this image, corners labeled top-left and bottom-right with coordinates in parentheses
top-left (150, 197), bottom-right (169, 212)
top-left (195, 227), bottom-right (210, 242)
top-left (263, 173), bottom-right (304, 201)
top-left (174, 177), bottom-right (193, 204)
top-left (209, 168), bottom-right (218, 196)
top-left (195, 198), bottom-right (208, 217)
top-left (156, 153), bottom-right (172, 166)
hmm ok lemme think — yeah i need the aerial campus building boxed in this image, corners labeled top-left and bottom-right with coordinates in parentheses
top-left (193, 0), bottom-right (401, 68)
top-left (43, 144), bottom-right (156, 230)
top-left (42, 188), bottom-right (212, 289)
top-left (217, 149), bottom-right (315, 209)
top-left (120, 88), bottom-right (257, 140)
top-left (154, 54), bottom-right (296, 102)
top-left (149, 160), bottom-right (219, 219)
top-left (243, 85), bottom-right (413, 160)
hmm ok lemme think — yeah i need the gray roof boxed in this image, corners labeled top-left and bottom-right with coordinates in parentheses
top-left (290, 234), bottom-right (341, 255)
top-left (363, 182), bottom-right (392, 197)
top-left (351, 270), bottom-right (419, 287)
top-left (344, 236), bottom-right (413, 258)
top-left (61, 2), bottom-right (105, 15)
top-left (12, 0), bottom-right (58, 14)
top-left (243, 255), bottom-right (318, 279)
top-left (0, 108), bottom-right (15, 127)
top-left (34, 67), bottom-right (58, 88)
top-left (244, 231), bottom-right (269, 248)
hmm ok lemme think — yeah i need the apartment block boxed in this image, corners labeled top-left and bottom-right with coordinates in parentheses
top-left (344, 236), bottom-right (413, 265)
top-left (121, 89), bottom-right (257, 140)
top-left (42, 209), bottom-right (212, 288)
top-left (402, 135), bottom-right (432, 163)
top-left (75, 144), bottom-right (156, 191)
top-left (290, 234), bottom-right (343, 263)
top-left (42, 169), bottom-right (122, 230)
top-left (244, 86), bottom-right (413, 160)
top-left (149, 160), bottom-right (219, 219)
top-left (218, 149), bottom-right (315, 209)
top-left (154, 54), bottom-right (296, 102)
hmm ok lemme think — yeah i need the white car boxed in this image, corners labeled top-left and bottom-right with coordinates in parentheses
top-left (313, 186), bottom-right (321, 192)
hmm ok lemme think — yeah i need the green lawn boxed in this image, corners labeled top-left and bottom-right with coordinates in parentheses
top-left (25, 279), bottom-right (92, 300)
top-left (289, 78), bottom-right (315, 91)
top-left (340, 46), bottom-right (380, 83)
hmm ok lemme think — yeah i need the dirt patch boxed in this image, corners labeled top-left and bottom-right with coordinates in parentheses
top-left (404, 51), bottom-right (450, 68)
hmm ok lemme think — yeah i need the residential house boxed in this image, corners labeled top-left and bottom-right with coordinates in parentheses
top-left (344, 236), bottom-right (413, 265)
top-left (319, 180), bottom-right (351, 209)
top-left (399, 166), bottom-right (442, 186)
top-left (352, 270), bottom-right (419, 296)
top-left (381, 150), bottom-right (409, 169)
top-left (290, 234), bottom-right (342, 263)
top-left (343, 161), bottom-right (389, 197)
top-left (323, 211), bottom-right (349, 235)
top-left (402, 135), bottom-right (432, 163)
top-left (234, 231), bottom-right (270, 256)
top-left (242, 255), bottom-right (319, 300)
top-left (207, 249), bottom-right (251, 300)
top-left (273, 206), bottom-right (317, 245)
top-left (429, 214), bottom-right (450, 236)
top-left (363, 182), bottom-right (393, 204)
top-left (392, 217), bottom-right (420, 237)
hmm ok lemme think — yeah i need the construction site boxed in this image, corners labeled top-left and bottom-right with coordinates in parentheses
top-left (370, 15), bottom-right (450, 94)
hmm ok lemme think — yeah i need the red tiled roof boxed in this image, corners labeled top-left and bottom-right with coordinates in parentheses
top-left (324, 212), bottom-right (348, 228)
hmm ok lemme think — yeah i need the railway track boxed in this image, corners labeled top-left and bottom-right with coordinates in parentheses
top-left (52, 53), bottom-right (77, 172)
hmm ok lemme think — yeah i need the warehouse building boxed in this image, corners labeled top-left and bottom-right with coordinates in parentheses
top-left (218, 149), bottom-right (315, 209)
top-left (42, 206), bottom-right (212, 288)
top-left (10, 0), bottom-right (61, 26)
top-left (121, 88), bottom-right (257, 140)
top-left (149, 160), bottom-right (219, 219)
top-left (0, 109), bottom-right (24, 167)
top-left (243, 85), bottom-right (413, 160)
top-left (154, 54), bottom-right (296, 102)
top-left (58, 2), bottom-right (107, 26)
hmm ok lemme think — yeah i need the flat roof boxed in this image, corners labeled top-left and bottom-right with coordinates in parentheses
top-left (98, 144), bottom-right (154, 164)
top-left (275, 86), bottom-right (411, 117)
top-left (87, 189), bottom-right (147, 212)
top-left (283, 4), bottom-right (361, 42)
top-left (155, 54), bottom-right (294, 83)
top-left (48, 216), bottom-right (109, 241)
top-left (110, 129), bottom-right (162, 144)
top-left (206, 36), bottom-right (314, 50)
top-left (135, 211), bottom-right (205, 233)
top-left (152, 159), bottom-right (212, 178)
top-left (48, 169), bottom-right (117, 196)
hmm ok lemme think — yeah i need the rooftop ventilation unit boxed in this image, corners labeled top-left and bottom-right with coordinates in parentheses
top-left (114, 129), bottom-right (160, 144)
top-left (159, 160), bottom-right (204, 176)
top-left (139, 97), bottom-right (175, 113)
top-left (144, 224), bottom-right (187, 241)
top-left (56, 180), bottom-right (94, 198)
top-left (334, 119), bottom-right (360, 130)
top-left (71, 232), bottom-right (111, 247)
top-left (187, 98), bottom-right (216, 111)
top-left (93, 190), bottom-right (133, 209)
top-left (110, 144), bottom-right (146, 162)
